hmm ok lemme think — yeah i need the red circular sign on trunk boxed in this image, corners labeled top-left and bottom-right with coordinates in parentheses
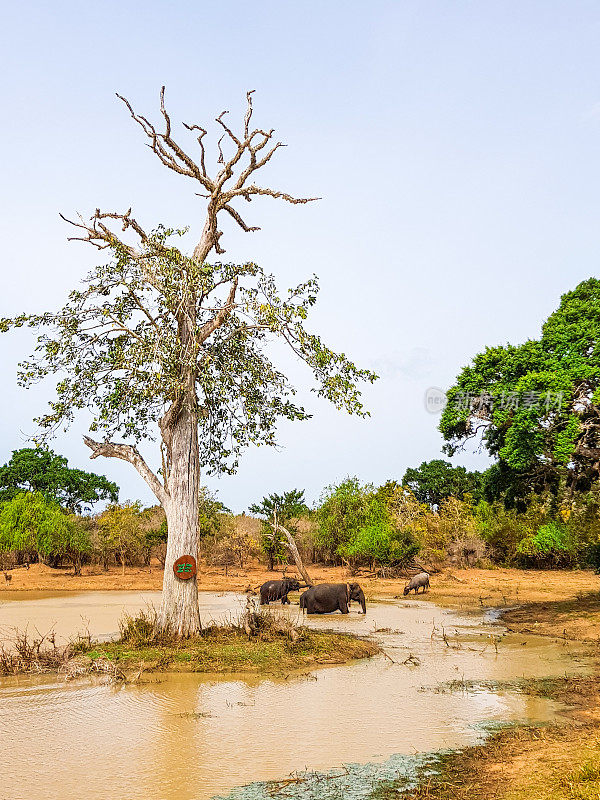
top-left (173, 555), bottom-right (197, 580)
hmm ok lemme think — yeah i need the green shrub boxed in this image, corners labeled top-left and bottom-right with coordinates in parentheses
top-left (584, 543), bottom-right (600, 573)
top-left (340, 521), bottom-right (420, 568)
top-left (516, 521), bottom-right (579, 568)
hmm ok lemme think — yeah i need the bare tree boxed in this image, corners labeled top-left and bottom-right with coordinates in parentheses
top-left (2, 88), bottom-right (376, 636)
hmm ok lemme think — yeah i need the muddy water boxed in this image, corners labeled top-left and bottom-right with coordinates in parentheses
top-left (0, 592), bottom-right (590, 800)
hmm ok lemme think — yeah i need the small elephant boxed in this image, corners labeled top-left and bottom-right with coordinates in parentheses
top-left (403, 572), bottom-right (430, 595)
top-left (300, 583), bottom-right (366, 614)
top-left (259, 577), bottom-right (301, 605)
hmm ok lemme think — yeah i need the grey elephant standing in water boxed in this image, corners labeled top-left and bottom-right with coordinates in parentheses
top-left (300, 583), bottom-right (366, 614)
top-left (403, 572), bottom-right (430, 595)
top-left (259, 577), bottom-right (301, 605)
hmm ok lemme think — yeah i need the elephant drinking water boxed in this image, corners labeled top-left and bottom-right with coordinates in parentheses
top-left (299, 583), bottom-right (366, 614)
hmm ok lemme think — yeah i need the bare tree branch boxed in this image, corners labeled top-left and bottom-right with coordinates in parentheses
top-left (230, 185), bottom-right (320, 204)
top-left (222, 204), bottom-right (260, 233)
top-left (83, 436), bottom-right (168, 506)
top-left (64, 90), bottom-right (319, 266)
top-left (268, 517), bottom-right (313, 586)
top-left (116, 88), bottom-right (214, 192)
top-left (197, 278), bottom-right (238, 343)
top-left (113, 88), bottom-right (319, 261)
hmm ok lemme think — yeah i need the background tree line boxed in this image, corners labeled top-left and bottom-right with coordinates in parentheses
top-left (4, 278), bottom-right (600, 577)
top-left (3, 451), bottom-right (600, 576)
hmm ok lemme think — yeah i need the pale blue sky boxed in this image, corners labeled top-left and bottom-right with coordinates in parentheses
top-left (2, 1), bottom-right (600, 511)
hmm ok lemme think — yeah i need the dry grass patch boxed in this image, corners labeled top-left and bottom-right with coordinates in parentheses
top-left (375, 726), bottom-right (600, 800)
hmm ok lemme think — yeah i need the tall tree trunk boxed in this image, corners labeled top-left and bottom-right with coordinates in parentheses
top-left (157, 405), bottom-right (202, 636)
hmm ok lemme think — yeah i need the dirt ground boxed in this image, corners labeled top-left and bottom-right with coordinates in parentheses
top-left (3, 559), bottom-right (598, 597)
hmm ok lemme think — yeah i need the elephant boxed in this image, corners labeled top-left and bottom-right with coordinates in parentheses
top-left (403, 572), bottom-right (430, 595)
top-left (259, 577), bottom-right (301, 605)
top-left (299, 583), bottom-right (366, 614)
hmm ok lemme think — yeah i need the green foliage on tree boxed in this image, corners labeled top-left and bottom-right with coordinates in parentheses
top-left (249, 489), bottom-right (307, 570)
top-left (402, 459), bottom-right (481, 508)
top-left (339, 521), bottom-right (420, 568)
top-left (315, 478), bottom-right (385, 561)
top-left (0, 492), bottom-right (90, 573)
top-left (96, 502), bottom-right (157, 574)
top-left (314, 477), bottom-right (422, 570)
top-left (440, 279), bottom-right (600, 497)
top-left (0, 228), bottom-right (376, 476)
top-left (198, 487), bottom-right (231, 539)
top-left (477, 462), bottom-right (541, 511)
top-left (516, 521), bottom-right (579, 569)
top-left (0, 448), bottom-right (118, 512)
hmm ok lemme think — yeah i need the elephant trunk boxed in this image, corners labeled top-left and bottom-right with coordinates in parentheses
top-left (359, 590), bottom-right (366, 614)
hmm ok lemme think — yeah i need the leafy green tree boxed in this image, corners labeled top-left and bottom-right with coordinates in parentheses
top-left (402, 459), bottom-right (481, 508)
top-left (250, 489), bottom-right (307, 570)
top-left (478, 462), bottom-right (545, 511)
top-left (0, 91), bottom-right (376, 636)
top-left (198, 487), bottom-right (231, 539)
top-left (0, 448), bottom-right (118, 512)
top-left (96, 502), bottom-right (146, 575)
top-left (340, 521), bottom-right (420, 569)
top-left (0, 492), bottom-right (90, 574)
top-left (316, 478), bottom-right (386, 562)
top-left (440, 279), bottom-right (600, 498)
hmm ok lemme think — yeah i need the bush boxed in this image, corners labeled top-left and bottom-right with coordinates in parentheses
top-left (516, 522), bottom-right (579, 568)
top-left (316, 478), bottom-right (387, 563)
top-left (119, 606), bottom-right (159, 646)
top-left (340, 522), bottom-right (420, 569)
top-left (584, 542), bottom-right (600, 573)
top-left (203, 517), bottom-right (258, 572)
top-left (95, 503), bottom-right (147, 572)
top-left (475, 498), bottom-right (549, 565)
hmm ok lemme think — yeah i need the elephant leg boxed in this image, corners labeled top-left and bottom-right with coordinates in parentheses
top-left (339, 599), bottom-right (349, 614)
top-left (282, 594), bottom-right (290, 604)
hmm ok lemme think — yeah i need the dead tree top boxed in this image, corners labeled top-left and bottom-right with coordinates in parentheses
top-left (63, 88), bottom-right (319, 264)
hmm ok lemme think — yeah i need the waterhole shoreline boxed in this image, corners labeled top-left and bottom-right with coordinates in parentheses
top-left (0, 590), bottom-right (595, 800)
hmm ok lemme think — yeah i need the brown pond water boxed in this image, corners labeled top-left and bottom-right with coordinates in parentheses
top-left (0, 592), bottom-right (591, 800)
